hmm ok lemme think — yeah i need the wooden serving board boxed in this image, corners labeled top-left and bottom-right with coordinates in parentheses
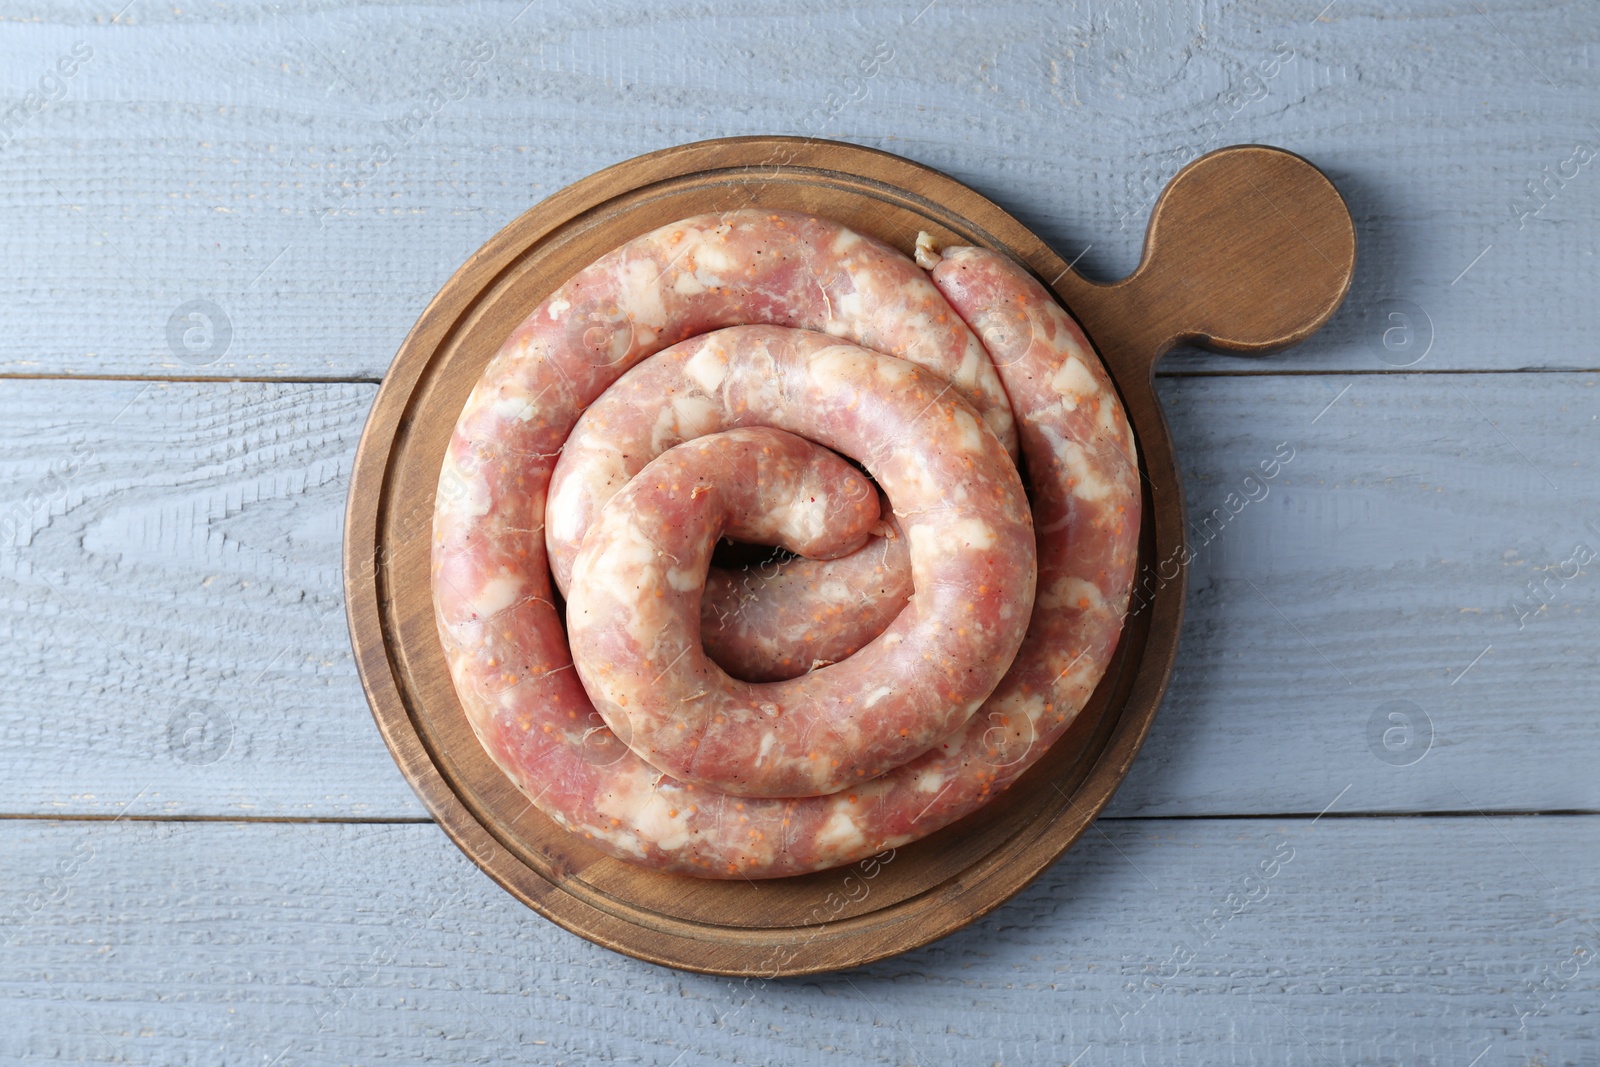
top-left (343, 137), bottom-right (1354, 976)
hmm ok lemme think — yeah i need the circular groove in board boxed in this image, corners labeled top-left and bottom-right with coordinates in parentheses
top-left (344, 136), bottom-right (1354, 974)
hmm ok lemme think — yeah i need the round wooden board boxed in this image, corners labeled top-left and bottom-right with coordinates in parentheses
top-left (344, 136), bottom-right (1355, 976)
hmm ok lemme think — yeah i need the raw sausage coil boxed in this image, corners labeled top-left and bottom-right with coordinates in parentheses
top-left (565, 332), bottom-right (1036, 798)
top-left (433, 209), bottom-right (1140, 878)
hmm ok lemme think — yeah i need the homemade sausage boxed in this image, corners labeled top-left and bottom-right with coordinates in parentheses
top-left (564, 331), bottom-right (1035, 798)
top-left (432, 213), bottom-right (1139, 878)
top-left (540, 209), bottom-right (1016, 593)
top-left (698, 498), bottom-right (910, 683)
top-left (536, 208), bottom-right (1015, 686)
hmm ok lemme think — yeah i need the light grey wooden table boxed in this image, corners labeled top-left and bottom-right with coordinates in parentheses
top-left (2, 1), bottom-right (1597, 1063)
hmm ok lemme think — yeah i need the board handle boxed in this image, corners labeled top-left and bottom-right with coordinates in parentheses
top-left (1054, 144), bottom-right (1356, 384)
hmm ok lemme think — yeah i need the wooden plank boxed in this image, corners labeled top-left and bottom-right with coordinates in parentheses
top-left (1113, 370), bottom-right (1600, 817)
top-left (0, 1), bottom-right (1594, 377)
top-left (0, 379), bottom-right (424, 819)
top-left (2, 816), bottom-right (1596, 1064)
top-left (1, 373), bottom-right (1597, 820)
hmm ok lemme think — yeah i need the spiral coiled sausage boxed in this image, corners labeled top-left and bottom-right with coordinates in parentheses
top-left (433, 210), bottom-right (1139, 878)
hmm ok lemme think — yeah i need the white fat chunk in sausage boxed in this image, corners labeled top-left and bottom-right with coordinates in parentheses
top-left (438, 456), bottom-right (491, 521)
top-left (490, 387), bottom-right (540, 423)
top-left (581, 529), bottom-right (662, 640)
top-left (1037, 575), bottom-right (1106, 616)
top-left (1098, 401), bottom-right (1135, 457)
top-left (816, 579), bottom-right (851, 605)
top-left (950, 405), bottom-right (988, 454)
top-left (596, 784), bottom-right (690, 855)
top-left (472, 572), bottom-right (524, 618)
top-left (691, 240), bottom-right (736, 276)
top-left (546, 467), bottom-right (592, 548)
top-left (991, 690), bottom-right (1047, 727)
top-left (1033, 422), bottom-right (1119, 503)
top-left (873, 354), bottom-right (914, 385)
top-left (1050, 354), bottom-right (1100, 410)
top-left (776, 492), bottom-right (832, 546)
top-left (908, 517), bottom-right (998, 559)
top-left (805, 346), bottom-right (877, 394)
top-left (884, 449), bottom-right (939, 505)
top-left (832, 289), bottom-right (864, 323)
top-left (683, 344), bottom-right (728, 395)
top-left (1049, 648), bottom-right (1098, 691)
top-left (831, 228), bottom-right (863, 256)
top-left (617, 260), bottom-right (669, 329)
top-left (666, 567), bottom-right (701, 593)
top-left (648, 396), bottom-right (721, 454)
top-left (673, 395), bottom-right (722, 436)
top-left (1060, 438), bottom-right (1116, 502)
top-left (816, 808), bottom-right (866, 852)
top-left (896, 312), bottom-right (941, 361)
top-left (757, 730), bottom-right (779, 764)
